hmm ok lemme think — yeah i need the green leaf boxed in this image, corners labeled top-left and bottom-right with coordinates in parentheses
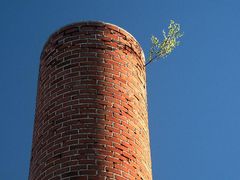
top-left (146, 20), bottom-right (184, 66)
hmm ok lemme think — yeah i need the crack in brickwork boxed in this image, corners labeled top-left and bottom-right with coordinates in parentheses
top-left (29, 21), bottom-right (152, 180)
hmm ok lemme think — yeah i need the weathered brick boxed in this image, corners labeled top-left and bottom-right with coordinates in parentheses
top-left (29, 21), bottom-right (152, 180)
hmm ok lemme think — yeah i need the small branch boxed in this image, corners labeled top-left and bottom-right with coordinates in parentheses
top-left (144, 60), bottom-right (153, 67)
top-left (145, 20), bottom-right (183, 67)
top-left (144, 56), bottom-right (159, 67)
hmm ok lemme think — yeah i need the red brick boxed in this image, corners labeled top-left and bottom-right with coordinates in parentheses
top-left (29, 21), bottom-right (151, 180)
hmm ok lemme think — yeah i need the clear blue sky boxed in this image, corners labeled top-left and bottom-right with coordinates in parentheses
top-left (1, 0), bottom-right (240, 179)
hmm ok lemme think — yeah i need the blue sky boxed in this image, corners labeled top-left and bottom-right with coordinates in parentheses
top-left (1, 0), bottom-right (240, 179)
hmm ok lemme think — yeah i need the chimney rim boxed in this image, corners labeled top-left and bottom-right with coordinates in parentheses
top-left (40, 20), bottom-right (145, 62)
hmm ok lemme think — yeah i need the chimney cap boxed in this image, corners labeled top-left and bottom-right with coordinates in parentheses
top-left (40, 20), bottom-right (145, 62)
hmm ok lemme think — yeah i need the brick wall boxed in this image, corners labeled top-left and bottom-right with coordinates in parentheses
top-left (29, 21), bottom-right (152, 180)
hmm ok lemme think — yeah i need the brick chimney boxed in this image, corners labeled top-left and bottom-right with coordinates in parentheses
top-left (29, 21), bottom-right (152, 180)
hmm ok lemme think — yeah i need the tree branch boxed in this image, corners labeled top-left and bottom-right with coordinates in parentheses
top-left (144, 56), bottom-right (159, 67)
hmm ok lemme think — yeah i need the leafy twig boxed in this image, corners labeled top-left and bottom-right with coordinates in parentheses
top-left (145, 20), bottom-right (183, 66)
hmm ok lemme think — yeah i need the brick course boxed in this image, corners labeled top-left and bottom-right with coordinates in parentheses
top-left (29, 21), bottom-right (152, 180)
